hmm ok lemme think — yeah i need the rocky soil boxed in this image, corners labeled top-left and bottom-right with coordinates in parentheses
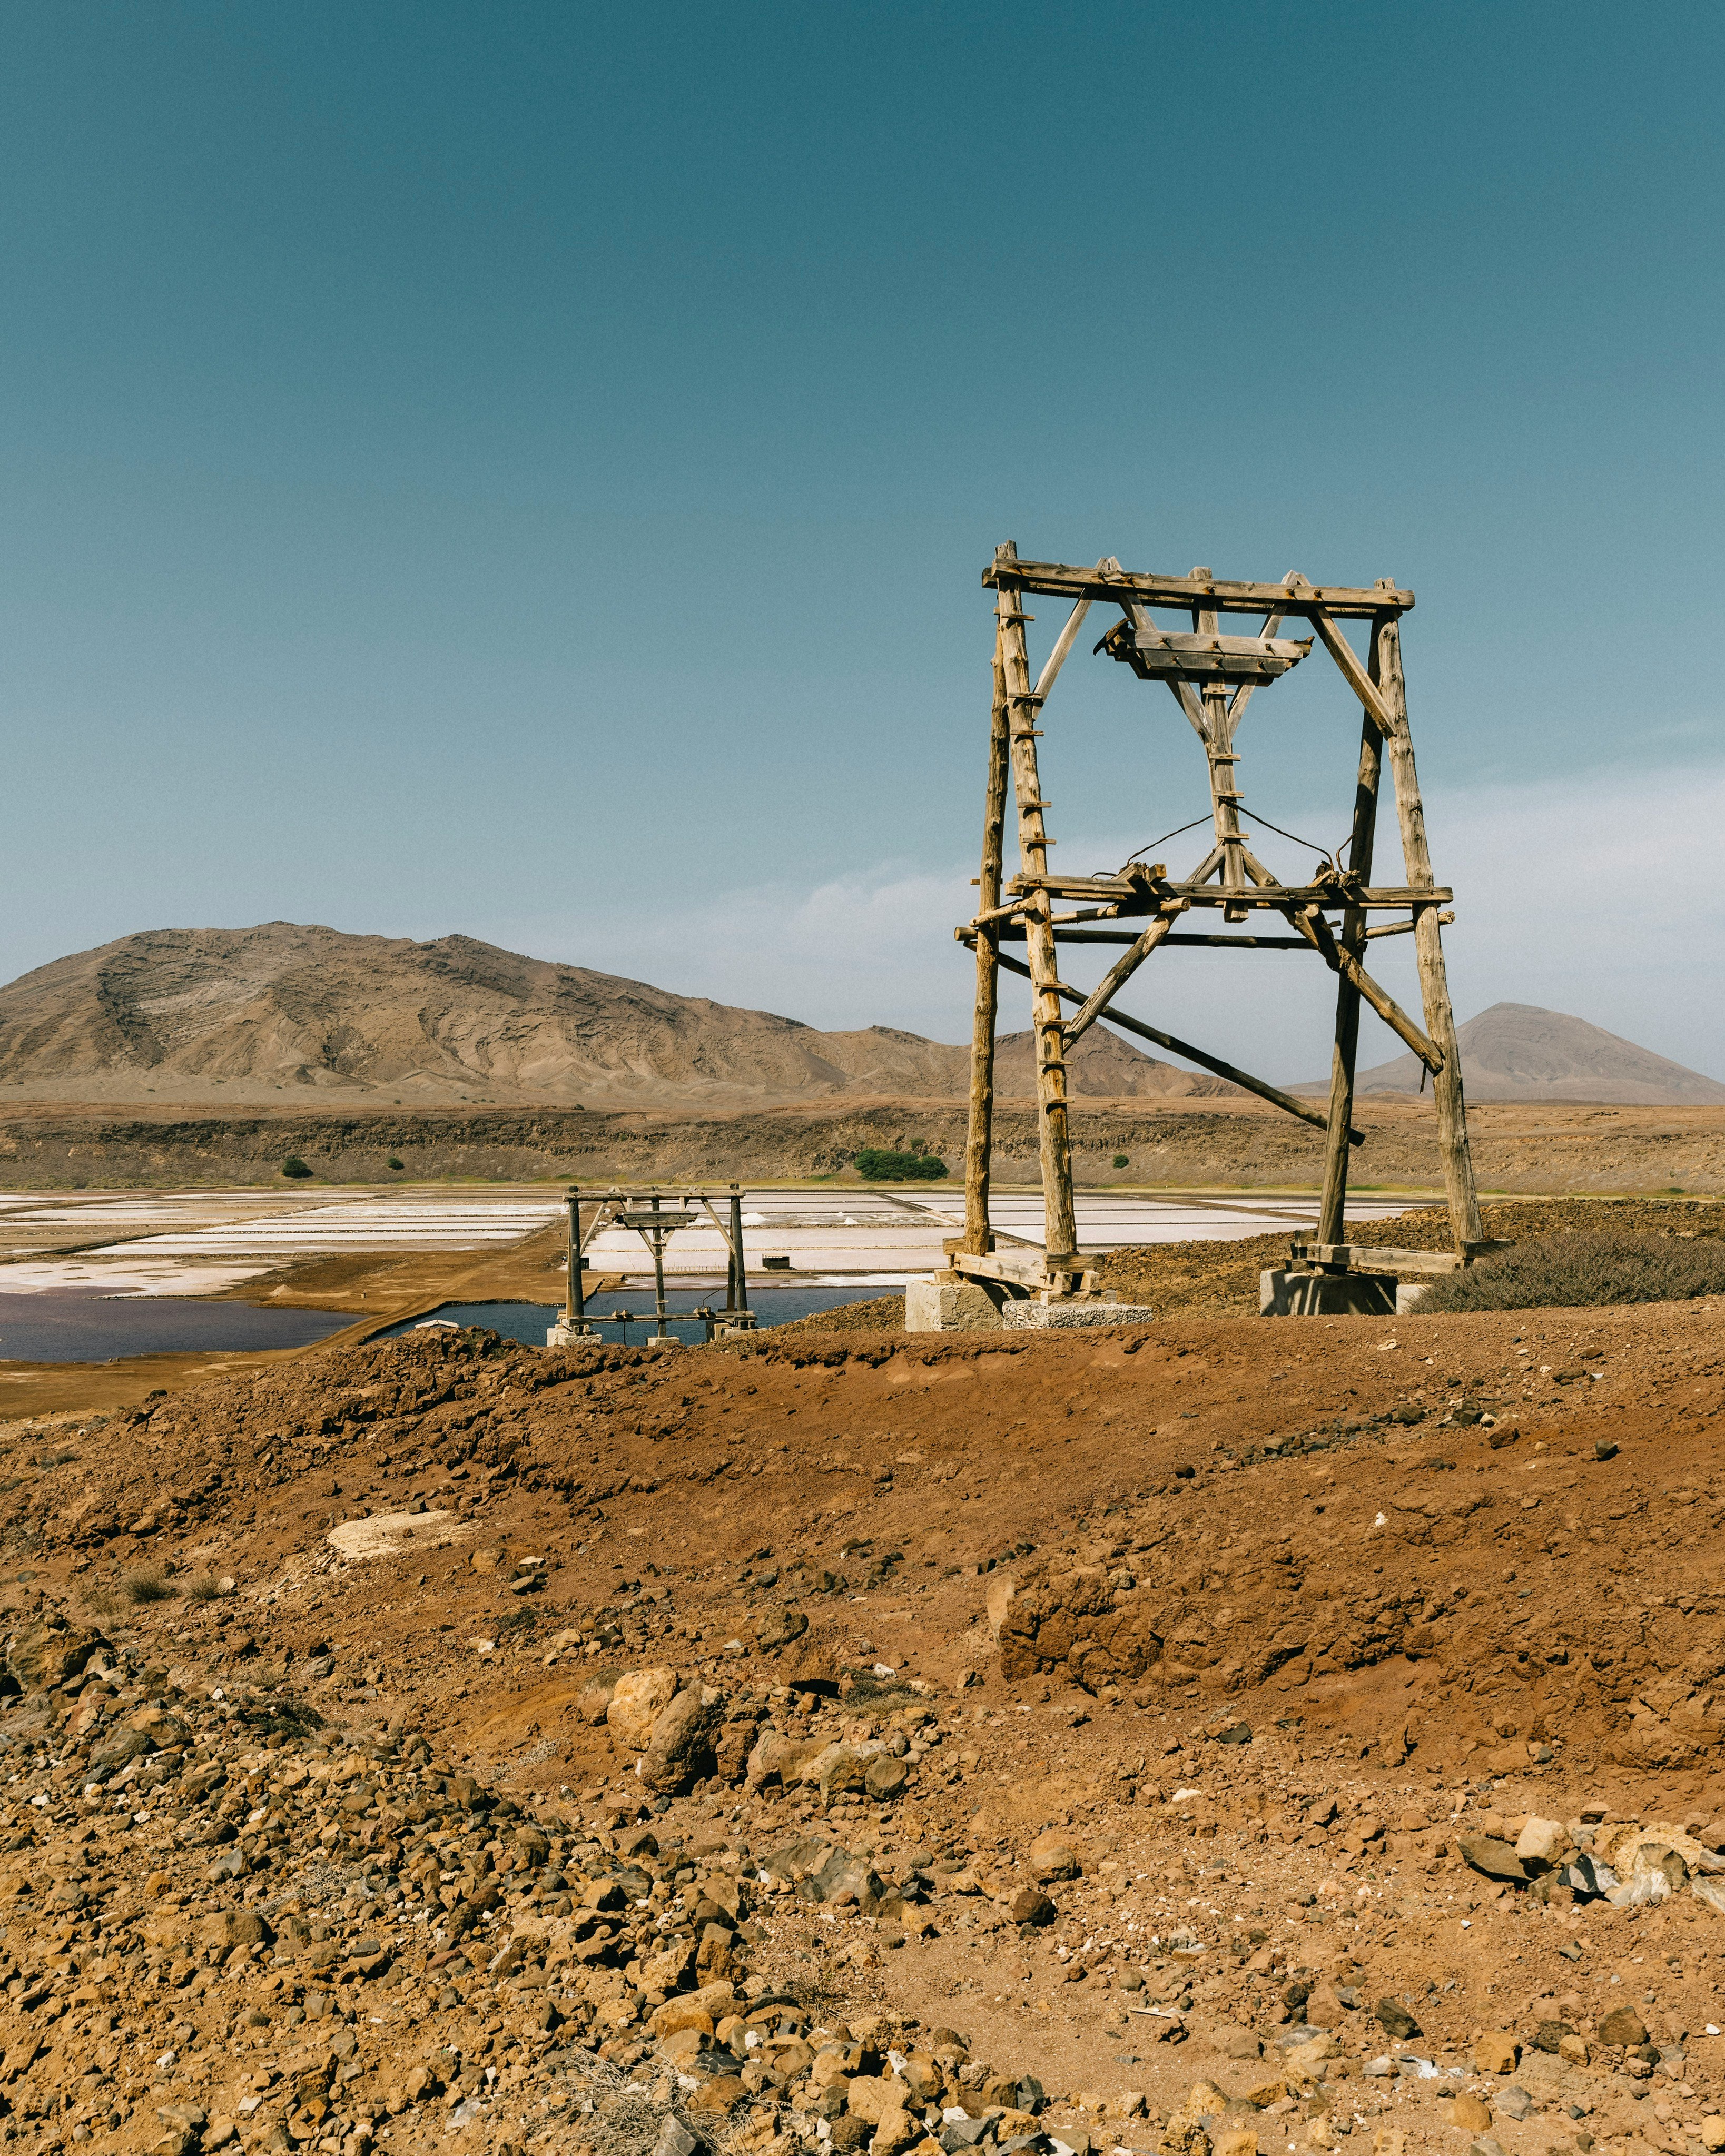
top-left (0, 1299), bottom-right (1720, 2156)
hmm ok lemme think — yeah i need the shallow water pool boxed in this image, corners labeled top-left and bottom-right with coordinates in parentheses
top-left (0, 1293), bottom-right (352, 1364)
top-left (381, 1286), bottom-right (879, 1349)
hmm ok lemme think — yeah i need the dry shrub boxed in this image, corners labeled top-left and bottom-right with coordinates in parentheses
top-left (1421, 1232), bottom-right (1725, 1314)
top-left (122, 1568), bottom-right (175, 1605)
top-left (185, 1574), bottom-right (225, 1603)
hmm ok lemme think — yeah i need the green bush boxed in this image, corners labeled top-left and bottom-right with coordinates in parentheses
top-left (1418, 1232), bottom-right (1725, 1314)
top-left (386, 1156), bottom-right (405, 1171)
top-left (853, 1148), bottom-right (949, 1182)
top-left (1112, 1154), bottom-right (1130, 1169)
top-left (281, 1156), bottom-right (313, 1179)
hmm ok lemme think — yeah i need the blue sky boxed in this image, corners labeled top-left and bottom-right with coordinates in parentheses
top-left (4, 2), bottom-right (1721, 1080)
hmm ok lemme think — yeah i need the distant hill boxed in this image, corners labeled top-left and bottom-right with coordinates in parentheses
top-left (1316, 1002), bottom-right (1725, 1105)
top-left (0, 923), bottom-right (1238, 1108)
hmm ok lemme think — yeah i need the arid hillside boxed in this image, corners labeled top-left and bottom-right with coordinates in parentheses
top-left (0, 924), bottom-right (1221, 1109)
top-left (1335, 1004), bottom-right (1725, 1107)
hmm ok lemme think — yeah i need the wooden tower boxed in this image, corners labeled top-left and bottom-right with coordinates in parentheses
top-left (954, 544), bottom-right (1486, 1306)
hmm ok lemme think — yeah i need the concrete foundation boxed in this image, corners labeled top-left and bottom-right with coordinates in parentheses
top-left (1001, 1299), bottom-right (1156, 1330)
top-left (907, 1272), bottom-right (1154, 1331)
top-left (545, 1318), bottom-right (596, 1347)
top-left (905, 1272), bottom-right (1010, 1332)
top-left (1260, 1269), bottom-right (1396, 1317)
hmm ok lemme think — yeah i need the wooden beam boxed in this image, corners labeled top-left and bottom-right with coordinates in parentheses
top-left (963, 638), bottom-right (1012, 1255)
top-left (997, 543), bottom-right (1079, 1263)
top-left (1294, 589), bottom-right (1395, 734)
top-left (1225, 605), bottom-right (1288, 728)
top-left (993, 927), bottom-right (1313, 947)
top-left (1319, 693), bottom-right (1385, 1247)
top-left (985, 557), bottom-right (1414, 617)
top-left (985, 945), bottom-right (1364, 1145)
top-left (1031, 555), bottom-right (1118, 703)
top-left (1363, 912), bottom-right (1451, 938)
top-left (1379, 612), bottom-right (1484, 1250)
top-left (1290, 1242), bottom-right (1462, 1278)
top-left (1061, 912), bottom-right (1179, 1050)
top-left (1286, 902), bottom-right (1443, 1071)
top-left (1109, 593), bottom-right (1208, 733)
top-left (1292, 1239), bottom-right (1510, 1274)
top-left (1007, 874), bottom-right (1452, 907)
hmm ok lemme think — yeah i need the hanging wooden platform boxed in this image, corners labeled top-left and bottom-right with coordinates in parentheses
top-left (1097, 619), bottom-right (1313, 684)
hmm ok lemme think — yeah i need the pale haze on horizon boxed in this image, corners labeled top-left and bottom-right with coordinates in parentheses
top-left (3, 3), bottom-right (1721, 1085)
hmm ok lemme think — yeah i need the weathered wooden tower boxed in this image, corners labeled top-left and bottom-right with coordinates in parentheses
top-left (953, 544), bottom-right (1486, 1312)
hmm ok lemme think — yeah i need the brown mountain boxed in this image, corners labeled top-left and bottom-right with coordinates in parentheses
top-left (1312, 1002), bottom-right (1725, 1105)
top-left (0, 923), bottom-right (1236, 1107)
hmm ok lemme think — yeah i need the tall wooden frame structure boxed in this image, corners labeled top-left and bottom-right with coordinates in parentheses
top-left (954, 543), bottom-right (1485, 1304)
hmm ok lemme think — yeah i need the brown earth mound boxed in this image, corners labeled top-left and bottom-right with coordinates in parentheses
top-left (0, 1295), bottom-right (1722, 2152)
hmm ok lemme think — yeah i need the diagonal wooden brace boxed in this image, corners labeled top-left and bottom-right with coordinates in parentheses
top-left (1061, 906), bottom-right (1183, 1050)
top-left (982, 944), bottom-right (1363, 1145)
top-left (1295, 591), bottom-right (1395, 735)
top-left (1287, 904), bottom-right (1442, 1071)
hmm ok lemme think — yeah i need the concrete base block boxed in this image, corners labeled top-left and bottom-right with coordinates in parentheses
top-left (545, 1319), bottom-right (596, 1347)
top-left (1260, 1269), bottom-right (1396, 1317)
top-left (1002, 1299), bottom-right (1156, 1330)
top-left (1395, 1282), bottom-right (1429, 1314)
top-left (905, 1272), bottom-right (1010, 1332)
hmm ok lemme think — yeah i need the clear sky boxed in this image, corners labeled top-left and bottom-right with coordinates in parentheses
top-left (4, 2), bottom-right (1722, 1081)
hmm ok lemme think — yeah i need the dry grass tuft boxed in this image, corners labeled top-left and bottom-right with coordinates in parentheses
top-left (1420, 1231), bottom-right (1725, 1314)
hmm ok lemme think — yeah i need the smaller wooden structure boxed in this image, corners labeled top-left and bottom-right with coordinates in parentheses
top-left (954, 546), bottom-right (1489, 1309)
top-left (550, 1185), bottom-right (754, 1344)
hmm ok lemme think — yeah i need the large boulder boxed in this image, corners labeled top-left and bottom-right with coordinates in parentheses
top-left (91, 1727), bottom-right (151, 1776)
top-left (1027, 1833), bottom-right (1080, 1883)
top-left (755, 1607), bottom-right (808, 1650)
top-left (745, 1729), bottom-right (825, 1791)
top-left (606, 1668), bottom-right (678, 1752)
top-left (9, 1621), bottom-right (108, 1694)
top-left (1458, 1835), bottom-right (1530, 1885)
top-left (640, 1687), bottom-right (724, 1793)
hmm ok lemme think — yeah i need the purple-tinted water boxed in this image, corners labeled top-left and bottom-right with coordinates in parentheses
top-left (0, 1293), bottom-right (351, 1364)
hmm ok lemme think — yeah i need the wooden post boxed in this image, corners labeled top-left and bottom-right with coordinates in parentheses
top-left (962, 641), bottom-right (1011, 1255)
top-left (566, 1187), bottom-right (586, 1324)
top-left (646, 1192), bottom-right (671, 1339)
top-left (730, 1186), bottom-right (751, 1319)
top-left (995, 542), bottom-right (1079, 1270)
top-left (1192, 570), bottom-right (1248, 919)
top-left (1379, 615), bottom-right (1483, 1250)
top-left (1317, 669), bottom-right (1385, 1247)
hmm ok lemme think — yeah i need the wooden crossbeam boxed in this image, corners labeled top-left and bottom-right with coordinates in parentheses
top-left (1007, 874), bottom-right (1452, 907)
top-left (982, 944), bottom-right (1364, 1145)
top-left (983, 557), bottom-right (1414, 618)
top-left (995, 927), bottom-right (1313, 948)
top-left (1291, 1240), bottom-right (1512, 1276)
